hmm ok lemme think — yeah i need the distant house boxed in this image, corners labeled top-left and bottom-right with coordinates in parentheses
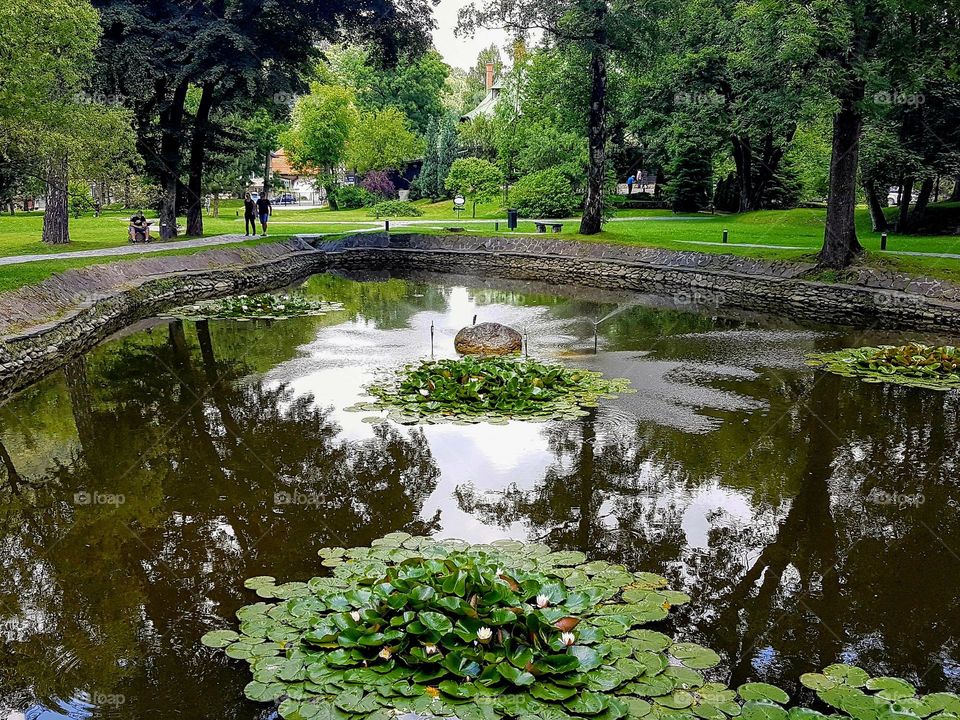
top-left (461, 63), bottom-right (502, 122)
top-left (249, 149), bottom-right (323, 203)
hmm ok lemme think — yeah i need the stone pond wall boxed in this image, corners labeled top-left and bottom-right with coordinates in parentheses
top-left (1, 231), bottom-right (958, 398)
top-left (319, 233), bottom-right (960, 333)
top-left (0, 240), bottom-right (328, 396)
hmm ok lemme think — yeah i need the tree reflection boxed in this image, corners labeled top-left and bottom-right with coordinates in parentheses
top-left (455, 369), bottom-right (960, 692)
top-left (0, 320), bottom-right (441, 717)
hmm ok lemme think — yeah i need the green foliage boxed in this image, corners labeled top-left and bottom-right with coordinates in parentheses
top-left (366, 201), bottom-right (424, 218)
top-left (664, 142), bottom-right (712, 212)
top-left (346, 107), bottom-right (422, 173)
top-left (330, 186), bottom-right (376, 210)
top-left (435, 116), bottom-right (460, 198)
top-left (806, 343), bottom-right (960, 391)
top-left (510, 168), bottom-right (583, 219)
top-left (282, 84), bottom-right (359, 174)
top-left (68, 180), bottom-right (95, 218)
top-left (416, 116), bottom-right (441, 199)
top-left (350, 356), bottom-right (632, 424)
top-left (445, 158), bottom-right (503, 217)
top-left (203, 535), bottom-right (960, 720)
top-left (170, 294), bottom-right (344, 321)
top-left (320, 44), bottom-right (449, 135)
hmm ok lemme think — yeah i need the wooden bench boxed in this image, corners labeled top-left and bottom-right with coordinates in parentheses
top-left (535, 222), bottom-right (563, 233)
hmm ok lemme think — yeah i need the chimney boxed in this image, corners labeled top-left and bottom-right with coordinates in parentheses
top-left (485, 62), bottom-right (494, 91)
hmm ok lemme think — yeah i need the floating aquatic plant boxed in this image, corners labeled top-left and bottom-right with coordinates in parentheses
top-left (806, 343), bottom-right (960, 391)
top-left (169, 293), bottom-right (344, 321)
top-left (200, 534), bottom-right (960, 720)
top-left (346, 357), bottom-right (633, 425)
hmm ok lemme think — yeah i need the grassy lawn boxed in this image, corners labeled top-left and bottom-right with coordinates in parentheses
top-left (0, 200), bottom-right (956, 292)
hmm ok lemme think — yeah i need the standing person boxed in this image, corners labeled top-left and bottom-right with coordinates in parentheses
top-left (256, 192), bottom-right (272, 236)
top-left (243, 193), bottom-right (257, 236)
top-left (626, 174), bottom-right (636, 196)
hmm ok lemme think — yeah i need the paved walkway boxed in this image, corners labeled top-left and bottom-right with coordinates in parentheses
top-left (0, 234), bottom-right (257, 267)
top-left (677, 239), bottom-right (960, 260)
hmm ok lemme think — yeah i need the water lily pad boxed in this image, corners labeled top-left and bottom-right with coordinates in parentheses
top-left (741, 702), bottom-right (788, 720)
top-left (201, 629), bottom-right (240, 648)
top-left (738, 684), bottom-right (789, 705)
top-left (867, 678), bottom-right (916, 701)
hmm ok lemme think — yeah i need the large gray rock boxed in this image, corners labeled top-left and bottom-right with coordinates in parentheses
top-left (454, 322), bottom-right (523, 356)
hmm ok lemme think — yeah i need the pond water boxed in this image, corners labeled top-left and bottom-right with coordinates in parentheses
top-left (1, 272), bottom-right (959, 719)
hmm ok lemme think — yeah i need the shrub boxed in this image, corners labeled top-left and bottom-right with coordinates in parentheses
top-left (366, 200), bottom-right (423, 218)
top-left (360, 170), bottom-right (396, 199)
top-left (329, 185), bottom-right (375, 210)
top-left (510, 168), bottom-right (582, 219)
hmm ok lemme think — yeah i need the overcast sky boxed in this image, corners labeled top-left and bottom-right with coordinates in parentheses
top-left (431, 0), bottom-right (510, 70)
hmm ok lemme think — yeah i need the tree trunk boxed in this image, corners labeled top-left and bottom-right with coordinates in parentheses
top-left (819, 84), bottom-right (865, 269)
top-left (263, 151), bottom-right (272, 195)
top-left (949, 174), bottom-right (960, 201)
top-left (212, 193), bottom-right (220, 217)
top-left (864, 182), bottom-right (889, 232)
top-left (42, 154), bottom-right (70, 245)
top-left (158, 81), bottom-right (189, 240)
top-left (186, 81), bottom-right (216, 236)
top-left (905, 176), bottom-right (934, 232)
top-left (896, 175), bottom-right (913, 231)
top-left (730, 135), bottom-right (753, 212)
top-left (579, 38), bottom-right (609, 235)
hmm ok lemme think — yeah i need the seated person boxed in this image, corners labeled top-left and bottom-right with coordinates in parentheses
top-left (129, 213), bottom-right (150, 242)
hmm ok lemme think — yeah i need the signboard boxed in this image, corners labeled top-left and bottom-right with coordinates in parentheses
top-left (453, 195), bottom-right (466, 208)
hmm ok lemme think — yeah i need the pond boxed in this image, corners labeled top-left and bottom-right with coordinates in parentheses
top-left (1, 271), bottom-right (959, 719)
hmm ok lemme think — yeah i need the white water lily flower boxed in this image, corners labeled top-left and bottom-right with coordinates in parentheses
top-left (477, 627), bottom-right (493, 643)
top-left (561, 632), bottom-right (576, 647)
top-left (536, 594), bottom-right (551, 608)
top-left (424, 644), bottom-right (438, 655)
top-left (419, 388), bottom-right (430, 396)
top-left (378, 647), bottom-right (392, 660)
top-left (350, 611), bottom-right (361, 622)
top-left (495, 568), bottom-right (504, 577)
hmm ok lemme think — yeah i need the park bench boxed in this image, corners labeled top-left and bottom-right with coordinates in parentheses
top-left (535, 222), bottom-right (563, 233)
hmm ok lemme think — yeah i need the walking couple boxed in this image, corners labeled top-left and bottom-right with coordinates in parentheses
top-left (244, 192), bottom-right (272, 236)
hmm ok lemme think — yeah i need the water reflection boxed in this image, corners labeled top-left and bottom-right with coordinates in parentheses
top-left (0, 273), bottom-right (958, 718)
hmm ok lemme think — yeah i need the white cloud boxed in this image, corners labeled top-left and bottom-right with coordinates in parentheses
top-left (432, 0), bottom-right (511, 70)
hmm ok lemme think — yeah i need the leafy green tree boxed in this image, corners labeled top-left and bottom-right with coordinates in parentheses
top-left (346, 107), bottom-right (422, 173)
top-left (435, 116), bottom-right (460, 199)
top-left (444, 157), bottom-right (503, 217)
top-left (459, 0), bottom-right (661, 234)
top-left (320, 45), bottom-right (449, 134)
top-left (281, 85), bottom-right (358, 185)
top-left (664, 140), bottom-right (713, 212)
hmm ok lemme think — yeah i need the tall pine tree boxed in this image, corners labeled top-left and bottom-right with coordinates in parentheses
top-left (435, 115), bottom-right (459, 198)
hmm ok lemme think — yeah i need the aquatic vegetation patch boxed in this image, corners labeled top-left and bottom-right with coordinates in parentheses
top-left (347, 356), bottom-right (633, 425)
top-left (201, 534), bottom-right (960, 720)
top-left (168, 293), bottom-right (344, 321)
top-left (806, 343), bottom-right (960, 391)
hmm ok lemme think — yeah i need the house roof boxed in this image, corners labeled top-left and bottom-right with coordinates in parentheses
top-left (461, 84), bottom-right (502, 122)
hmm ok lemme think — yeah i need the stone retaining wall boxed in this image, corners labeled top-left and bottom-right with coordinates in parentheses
top-left (317, 233), bottom-right (960, 333)
top-left (2, 231), bottom-right (958, 398)
top-left (0, 241), bottom-right (327, 397)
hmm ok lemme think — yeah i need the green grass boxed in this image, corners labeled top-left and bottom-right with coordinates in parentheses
top-left (0, 201), bottom-right (957, 292)
top-left (0, 236), bottom-right (280, 294)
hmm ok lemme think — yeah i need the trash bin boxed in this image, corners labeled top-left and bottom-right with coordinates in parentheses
top-left (506, 209), bottom-right (518, 230)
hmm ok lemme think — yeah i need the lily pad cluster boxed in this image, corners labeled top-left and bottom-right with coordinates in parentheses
top-left (201, 535), bottom-right (960, 720)
top-left (806, 343), bottom-right (960, 391)
top-left (346, 357), bottom-right (633, 425)
top-left (170, 293), bottom-right (344, 321)
top-left (798, 663), bottom-right (960, 720)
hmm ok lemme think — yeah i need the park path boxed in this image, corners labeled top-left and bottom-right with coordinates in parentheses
top-left (2, 225), bottom-right (956, 267)
top-left (676, 239), bottom-right (960, 260)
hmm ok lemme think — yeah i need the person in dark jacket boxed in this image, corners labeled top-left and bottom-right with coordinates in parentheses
top-left (256, 193), bottom-right (272, 236)
top-left (243, 193), bottom-right (257, 236)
